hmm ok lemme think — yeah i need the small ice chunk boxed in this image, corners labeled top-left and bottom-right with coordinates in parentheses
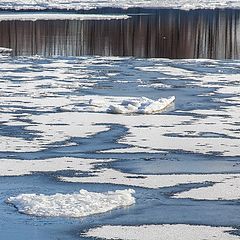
top-left (6, 189), bottom-right (135, 218)
top-left (0, 47), bottom-right (12, 54)
top-left (108, 104), bottom-right (128, 114)
top-left (108, 96), bottom-right (175, 114)
top-left (89, 98), bottom-right (106, 107)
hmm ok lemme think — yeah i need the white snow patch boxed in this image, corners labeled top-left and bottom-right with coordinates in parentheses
top-left (0, 157), bottom-right (111, 176)
top-left (6, 189), bottom-right (135, 218)
top-left (174, 177), bottom-right (240, 200)
top-left (83, 224), bottom-right (238, 240)
top-left (0, 13), bottom-right (130, 21)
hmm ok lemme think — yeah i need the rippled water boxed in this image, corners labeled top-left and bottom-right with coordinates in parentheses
top-left (0, 9), bottom-right (240, 58)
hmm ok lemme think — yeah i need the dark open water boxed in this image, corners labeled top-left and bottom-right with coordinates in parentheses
top-left (0, 9), bottom-right (240, 58)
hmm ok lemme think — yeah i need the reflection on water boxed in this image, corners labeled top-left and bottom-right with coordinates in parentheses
top-left (0, 9), bottom-right (240, 59)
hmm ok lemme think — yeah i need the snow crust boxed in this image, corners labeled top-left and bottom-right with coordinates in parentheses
top-left (0, 0), bottom-right (240, 11)
top-left (0, 13), bottom-right (129, 21)
top-left (89, 96), bottom-right (175, 114)
top-left (6, 189), bottom-right (135, 217)
top-left (84, 224), bottom-right (239, 240)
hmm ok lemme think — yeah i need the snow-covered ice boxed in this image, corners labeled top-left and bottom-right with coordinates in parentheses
top-left (84, 224), bottom-right (239, 240)
top-left (6, 189), bottom-right (135, 217)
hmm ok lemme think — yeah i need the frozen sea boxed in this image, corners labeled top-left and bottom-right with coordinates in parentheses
top-left (0, 7), bottom-right (240, 240)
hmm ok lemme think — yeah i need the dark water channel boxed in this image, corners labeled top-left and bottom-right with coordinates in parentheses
top-left (0, 9), bottom-right (240, 59)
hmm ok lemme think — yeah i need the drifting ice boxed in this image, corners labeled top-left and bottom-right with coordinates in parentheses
top-left (6, 189), bottom-right (135, 218)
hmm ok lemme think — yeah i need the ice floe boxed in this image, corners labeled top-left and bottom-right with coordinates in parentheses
top-left (84, 224), bottom-right (239, 240)
top-left (6, 189), bottom-right (135, 217)
top-left (0, 157), bottom-right (110, 176)
top-left (1, 156), bottom-right (240, 197)
top-left (0, 0), bottom-right (240, 11)
top-left (174, 176), bottom-right (240, 200)
top-left (89, 96), bottom-right (175, 114)
top-left (60, 166), bottom-right (240, 190)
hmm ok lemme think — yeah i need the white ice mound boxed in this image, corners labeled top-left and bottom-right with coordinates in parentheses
top-left (6, 189), bottom-right (135, 218)
top-left (89, 96), bottom-right (175, 114)
top-left (0, 47), bottom-right (12, 54)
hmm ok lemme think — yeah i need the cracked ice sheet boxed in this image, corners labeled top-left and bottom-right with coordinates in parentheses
top-left (26, 111), bottom-right (240, 156)
top-left (83, 224), bottom-right (239, 240)
top-left (2, 156), bottom-right (240, 199)
top-left (0, 113), bottom-right (108, 152)
top-left (2, 157), bottom-right (240, 200)
top-left (0, 0), bottom-right (240, 11)
top-left (1, 106), bottom-right (235, 154)
top-left (1, 57), bottom-right (240, 155)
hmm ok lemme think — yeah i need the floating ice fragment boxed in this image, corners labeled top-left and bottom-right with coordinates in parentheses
top-left (108, 96), bottom-right (175, 114)
top-left (87, 96), bottom-right (175, 114)
top-left (6, 189), bottom-right (135, 218)
top-left (89, 98), bottom-right (106, 107)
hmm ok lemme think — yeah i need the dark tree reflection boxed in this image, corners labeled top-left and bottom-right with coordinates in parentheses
top-left (0, 9), bottom-right (240, 59)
